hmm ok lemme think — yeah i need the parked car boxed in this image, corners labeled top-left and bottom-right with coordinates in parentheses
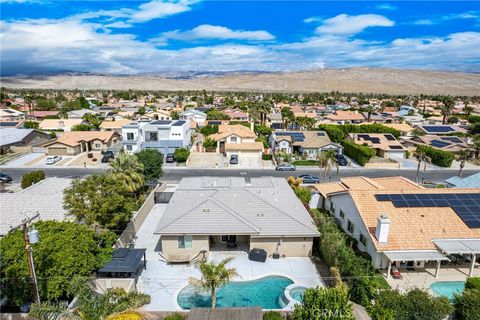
top-left (276, 163), bottom-right (296, 171)
top-left (101, 151), bottom-right (115, 163)
top-left (45, 156), bottom-right (62, 165)
top-left (165, 153), bottom-right (175, 163)
top-left (297, 174), bottom-right (320, 184)
top-left (335, 153), bottom-right (348, 166)
top-left (0, 173), bottom-right (13, 183)
top-left (229, 154), bottom-right (239, 165)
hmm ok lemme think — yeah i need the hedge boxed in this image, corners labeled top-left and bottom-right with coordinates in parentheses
top-left (465, 277), bottom-right (480, 290)
top-left (416, 145), bottom-right (454, 167)
top-left (318, 124), bottom-right (401, 142)
top-left (21, 170), bottom-right (46, 189)
top-left (341, 140), bottom-right (375, 166)
top-left (262, 153), bottom-right (273, 160)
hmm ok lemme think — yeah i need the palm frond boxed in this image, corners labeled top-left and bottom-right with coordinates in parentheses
top-left (29, 302), bottom-right (82, 320)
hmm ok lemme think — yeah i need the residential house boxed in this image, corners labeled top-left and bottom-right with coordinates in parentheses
top-left (39, 119), bottom-right (86, 132)
top-left (0, 121), bottom-right (23, 128)
top-left (27, 111), bottom-right (60, 121)
top-left (269, 131), bottom-right (342, 159)
top-left (209, 124), bottom-right (263, 157)
top-left (324, 111), bottom-right (365, 124)
top-left (0, 108), bottom-right (25, 122)
top-left (179, 109), bottom-right (207, 127)
top-left (141, 110), bottom-right (172, 121)
top-left (154, 177), bottom-right (319, 258)
top-left (67, 109), bottom-right (99, 119)
top-left (122, 120), bottom-right (191, 154)
top-left (0, 128), bottom-right (51, 154)
top-left (383, 123), bottom-right (415, 137)
top-left (415, 124), bottom-right (468, 135)
top-left (222, 109), bottom-right (249, 121)
top-left (43, 131), bottom-right (120, 155)
top-left (445, 172), bottom-right (480, 188)
top-left (99, 119), bottom-right (132, 134)
top-left (403, 135), bottom-right (471, 154)
top-left (363, 112), bottom-right (395, 124)
top-left (0, 178), bottom-right (72, 236)
top-left (266, 112), bottom-right (284, 130)
top-left (315, 176), bottom-right (480, 277)
top-left (397, 105), bottom-right (416, 117)
top-left (346, 133), bottom-right (406, 160)
top-left (403, 114), bottom-right (427, 127)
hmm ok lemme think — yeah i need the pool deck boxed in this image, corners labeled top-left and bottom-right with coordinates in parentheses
top-left (134, 203), bottom-right (323, 312)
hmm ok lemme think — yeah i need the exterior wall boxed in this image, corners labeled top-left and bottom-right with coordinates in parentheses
top-left (161, 235), bottom-right (209, 256)
top-left (249, 237), bottom-right (313, 257)
top-left (46, 143), bottom-right (81, 155)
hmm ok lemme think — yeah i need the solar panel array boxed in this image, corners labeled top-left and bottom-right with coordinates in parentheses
top-left (317, 132), bottom-right (326, 136)
top-left (151, 120), bottom-right (172, 125)
top-left (172, 120), bottom-right (186, 126)
top-left (384, 134), bottom-right (396, 141)
top-left (430, 140), bottom-right (451, 148)
top-left (358, 134), bottom-right (380, 144)
top-left (441, 136), bottom-right (463, 144)
top-left (209, 121), bottom-right (222, 125)
top-left (275, 132), bottom-right (305, 142)
top-left (423, 126), bottom-right (454, 133)
top-left (375, 193), bottom-right (480, 228)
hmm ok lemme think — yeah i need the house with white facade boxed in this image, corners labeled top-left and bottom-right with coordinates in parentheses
top-left (269, 131), bottom-right (342, 159)
top-left (122, 120), bottom-right (191, 154)
top-left (209, 124), bottom-right (263, 157)
top-left (179, 109), bottom-right (207, 127)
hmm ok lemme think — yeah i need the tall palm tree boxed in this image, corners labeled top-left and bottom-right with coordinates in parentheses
top-left (189, 257), bottom-right (238, 309)
top-left (110, 152), bottom-right (144, 193)
top-left (365, 105), bottom-right (375, 123)
top-left (456, 149), bottom-right (470, 178)
top-left (441, 97), bottom-right (455, 124)
top-left (29, 278), bottom-right (150, 320)
top-left (413, 149), bottom-right (431, 183)
top-left (473, 136), bottom-right (480, 160)
top-left (318, 151), bottom-right (339, 181)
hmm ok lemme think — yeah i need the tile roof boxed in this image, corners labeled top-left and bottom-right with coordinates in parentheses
top-left (225, 142), bottom-right (263, 151)
top-left (347, 133), bottom-right (404, 151)
top-left (99, 119), bottom-right (132, 129)
top-left (325, 111), bottom-right (365, 121)
top-left (44, 131), bottom-right (118, 147)
top-left (39, 119), bottom-right (84, 129)
top-left (382, 123), bottom-right (414, 133)
top-left (154, 177), bottom-right (319, 237)
top-left (210, 124), bottom-right (256, 141)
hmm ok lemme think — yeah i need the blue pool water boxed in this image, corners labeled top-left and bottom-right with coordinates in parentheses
top-left (430, 281), bottom-right (465, 301)
top-left (290, 286), bottom-right (307, 302)
top-left (177, 275), bottom-right (294, 309)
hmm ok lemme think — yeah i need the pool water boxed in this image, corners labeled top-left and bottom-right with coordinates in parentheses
top-left (177, 275), bottom-right (294, 309)
top-left (290, 286), bottom-right (307, 302)
top-left (430, 281), bottom-right (465, 301)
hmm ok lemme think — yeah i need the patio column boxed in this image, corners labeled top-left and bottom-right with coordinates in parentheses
top-left (435, 260), bottom-right (441, 278)
top-left (470, 254), bottom-right (476, 277)
top-left (387, 260), bottom-right (392, 279)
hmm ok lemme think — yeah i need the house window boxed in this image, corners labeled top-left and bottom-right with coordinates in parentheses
top-left (230, 136), bottom-right (237, 143)
top-left (347, 220), bottom-right (354, 234)
top-left (126, 132), bottom-right (134, 141)
top-left (94, 143), bottom-right (101, 149)
top-left (178, 235), bottom-right (192, 249)
top-left (359, 234), bottom-right (367, 247)
top-left (126, 145), bottom-right (132, 151)
top-left (339, 210), bottom-right (345, 219)
top-left (149, 132), bottom-right (158, 141)
top-left (329, 201), bottom-right (335, 214)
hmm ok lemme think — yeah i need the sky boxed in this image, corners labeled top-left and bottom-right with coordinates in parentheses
top-left (1, 0), bottom-right (480, 75)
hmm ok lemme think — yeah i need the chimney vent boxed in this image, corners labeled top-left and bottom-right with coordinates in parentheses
top-left (375, 215), bottom-right (391, 244)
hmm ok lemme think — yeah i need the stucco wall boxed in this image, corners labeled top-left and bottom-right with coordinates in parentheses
top-left (161, 235), bottom-right (209, 256)
top-left (250, 237), bottom-right (313, 257)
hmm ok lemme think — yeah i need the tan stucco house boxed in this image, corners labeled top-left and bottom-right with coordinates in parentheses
top-left (43, 131), bottom-right (120, 155)
top-left (154, 177), bottom-right (319, 259)
top-left (209, 124), bottom-right (263, 157)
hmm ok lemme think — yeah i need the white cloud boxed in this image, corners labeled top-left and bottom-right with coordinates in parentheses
top-left (375, 4), bottom-right (397, 11)
top-left (104, 21), bottom-right (133, 29)
top-left (315, 14), bottom-right (394, 36)
top-left (128, 0), bottom-right (194, 23)
top-left (412, 10), bottom-right (479, 25)
top-left (303, 17), bottom-right (323, 24)
top-left (157, 24), bottom-right (275, 42)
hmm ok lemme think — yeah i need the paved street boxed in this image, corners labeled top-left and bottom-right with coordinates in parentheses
top-left (1, 166), bottom-right (477, 185)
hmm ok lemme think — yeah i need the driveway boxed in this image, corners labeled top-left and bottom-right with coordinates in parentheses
top-left (187, 152), bottom-right (225, 168)
top-left (2, 153), bottom-right (44, 167)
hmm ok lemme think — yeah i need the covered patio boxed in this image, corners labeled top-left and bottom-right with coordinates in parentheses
top-left (434, 239), bottom-right (480, 277)
top-left (384, 250), bottom-right (450, 279)
top-left (97, 248), bottom-right (147, 278)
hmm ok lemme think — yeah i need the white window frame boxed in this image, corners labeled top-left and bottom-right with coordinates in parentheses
top-left (177, 235), bottom-right (193, 249)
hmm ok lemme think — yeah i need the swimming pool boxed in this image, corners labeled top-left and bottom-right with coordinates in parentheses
top-left (177, 275), bottom-right (294, 309)
top-left (430, 281), bottom-right (465, 301)
top-left (289, 286), bottom-right (307, 302)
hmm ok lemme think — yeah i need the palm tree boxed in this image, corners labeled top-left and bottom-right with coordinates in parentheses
top-left (456, 149), bottom-right (470, 178)
top-left (413, 149), bottom-right (431, 183)
top-left (29, 278), bottom-right (150, 320)
top-left (365, 105), bottom-right (375, 123)
top-left (318, 151), bottom-right (339, 181)
top-left (473, 136), bottom-right (480, 160)
top-left (441, 97), bottom-right (455, 124)
top-left (110, 152), bottom-right (144, 193)
top-left (189, 257), bottom-right (238, 309)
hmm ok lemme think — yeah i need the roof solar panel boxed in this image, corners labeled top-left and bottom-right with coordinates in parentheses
top-left (431, 140), bottom-right (450, 148)
top-left (441, 137), bottom-right (463, 143)
top-left (423, 126), bottom-right (454, 133)
top-left (384, 134), bottom-right (396, 141)
top-left (317, 132), bottom-right (326, 136)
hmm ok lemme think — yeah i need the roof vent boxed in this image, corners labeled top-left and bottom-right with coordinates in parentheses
top-left (202, 208), bottom-right (210, 213)
top-left (375, 215), bottom-right (391, 244)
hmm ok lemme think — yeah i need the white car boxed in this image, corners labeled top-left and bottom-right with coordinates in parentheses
top-left (45, 156), bottom-right (62, 165)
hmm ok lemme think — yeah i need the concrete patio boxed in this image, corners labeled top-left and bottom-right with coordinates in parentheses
top-left (134, 203), bottom-right (323, 312)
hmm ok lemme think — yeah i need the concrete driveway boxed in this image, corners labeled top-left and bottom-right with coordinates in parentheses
top-left (187, 152), bottom-right (225, 168)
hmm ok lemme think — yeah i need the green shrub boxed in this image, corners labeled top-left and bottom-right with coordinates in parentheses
top-left (319, 123), bottom-right (401, 142)
top-left (163, 313), bottom-right (185, 320)
top-left (341, 140), bottom-right (375, 166)
top-left (255, 124), bottom-right (272, 136)
top-left (202, 137), bottom-right (217, 149)
top-left (294, 187), bottom-right (312, 204)
top-left (318, 125), bottom-right (345, 142)
top-left (292, 287), bottom-right (354, 320)
top-left (465, 277), bottom-right (480, 290)
top-left (262, 153), bottom-right (273, 160)
top-left (468, 115), bottom-right (480, 123)
top-left (173, 148), bottom-right (190, 163)
top-left (416, 145), bottom-right (454, 167)
top-left (454, 287), bottom-right (480, 320)
top-left (200, 124), bottom-right (218, 136)
top-left (71, 123), bottom-right (92, 131)
top-left (23, 120), bottom-right (39, 129)
top-left (263, 311), bottom-right (284, 320)
top-left (21, 170), bottom-right (46, 189)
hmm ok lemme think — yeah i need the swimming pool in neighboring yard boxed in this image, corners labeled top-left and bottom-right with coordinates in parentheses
top-left (177, 275), bottom-right (294, 309)
top-left (430, 281), bottom-right (465, 301)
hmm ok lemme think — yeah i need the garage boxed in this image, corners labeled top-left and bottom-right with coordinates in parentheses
top-left (47, 147), bottom-right (69, 156)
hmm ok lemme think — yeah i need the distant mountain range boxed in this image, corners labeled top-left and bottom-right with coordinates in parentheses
top-left (2, 68), bottom-right (479, 95)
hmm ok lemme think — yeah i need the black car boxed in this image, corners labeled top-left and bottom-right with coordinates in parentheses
top-left (229, 154), bottom-right (239, 165)
top-left (166, 153), bottom-right (175, 163)
top-left (101, 151), bottom-right (115, 163)
top-left (335, 153), bottom-right (348, 166)
top-left (0, 173), bottom-right (13, 183)
top-left (297, 174), bottom-right (320, 184)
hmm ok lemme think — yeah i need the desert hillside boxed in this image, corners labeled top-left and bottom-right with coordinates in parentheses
top-left (2, 68), bottom-right (479, 95)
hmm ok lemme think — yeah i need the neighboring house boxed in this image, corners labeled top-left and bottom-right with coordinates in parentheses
top-left (363, 112), bottom-right (395, 124)
top-left (403, 135), bottom-right (470, 154)
top-left (122, 120), bottom-right (191, 154)
top-left (27, 111), bottom-right (60, 120)
top-left (0, 108), bottom-right (25, 122)
top-left (445, 172), bottom-right (480, 188)
top-left (222, 109), bottom-right (249, 121)
top-left (43, 131), bottom-right (120, 155)
top-left (141, 110), bottom-right (172, 121)
top-left (266, 112), bottom-right (284, 130)
top-left (179, 109), bottom-right (207, 127)
top-left (269, 131), bottom-right (342, 159)
top-left (0, 178), bottom-right (72, 236)
top-left (324, 111), bottom-right (365, 124)
top-left (383, 123), bottom-right (415, 137)
top-left (315, 176), bottom-right (480, 277)
top-left (0, 128), bottom-right (51, 154)
top-left (67, 109), bottom-right (99, 119)
top-left (0, 121), bottom-right (23, 128)
top-left (346, 133), bottom-right (406, 160)
top-left (397, 105), bottom-right (416, 117)
top-left (403, 114), bottom-right (426, 127)
top-left (209, 124), bottom-right (263, 157)
top-left (39, 119), bottom-right (86, 132)
top-left (154, 177), bottom-right (319, 257)
top-left (415, 124), bottom-right (468, 135)
top-left (99, 119), bottom-right (132, 134)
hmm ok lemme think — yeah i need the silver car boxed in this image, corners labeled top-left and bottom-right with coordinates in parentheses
top-left (276, 163), bottom-right (296, 171)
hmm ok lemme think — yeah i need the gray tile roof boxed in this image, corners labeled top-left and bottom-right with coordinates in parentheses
top-left (0, 178), bottom-right (72, 236)
top-left (154, 177), bottom-right (319, 237)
